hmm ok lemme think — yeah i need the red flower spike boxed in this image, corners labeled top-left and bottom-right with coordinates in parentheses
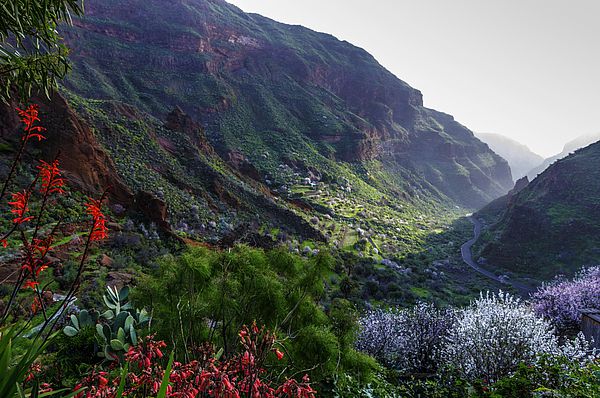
top-left (8, 191), bottom-right (34, 224)
top-left (85, 198), bottom-right (108, 241)
top-left (37, 159), bottom-right (65, 195)
top-left (23, 280), bottom-right (39, 290)
top-left (16, 105), bottom-right (46, 141)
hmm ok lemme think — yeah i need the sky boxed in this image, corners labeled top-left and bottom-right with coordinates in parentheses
top-left (226, 0), bottom-right (600, 157)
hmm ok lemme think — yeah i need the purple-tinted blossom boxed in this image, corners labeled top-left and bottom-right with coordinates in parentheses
top-left (532, 266), bottom-right (600, 330)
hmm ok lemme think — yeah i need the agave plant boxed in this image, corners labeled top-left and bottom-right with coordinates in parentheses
top-left (63, 286), bottom-right (150, 361)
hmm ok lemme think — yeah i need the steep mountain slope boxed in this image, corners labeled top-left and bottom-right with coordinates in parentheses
top-left (58, 0), bottom-right (512, 208)
top-left (527, 132), bottom-right (600, 179)
top-left (476, 141), bottom-right (600, 280)
top-left (477, 133), bottom-right (542, 180)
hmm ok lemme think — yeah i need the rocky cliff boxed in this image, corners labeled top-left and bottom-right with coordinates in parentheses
top-left (59, 0), bottom-right (512, 208)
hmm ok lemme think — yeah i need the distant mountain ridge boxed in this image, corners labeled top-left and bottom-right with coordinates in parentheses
top-left (476, 133), bottom-right (543, 180)
top-left (55, 0), bottom-right (512, 209)
top-left (527, 132), bottom-right (600, 180)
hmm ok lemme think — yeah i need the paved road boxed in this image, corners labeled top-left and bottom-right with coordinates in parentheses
top-left (461, 216), bottom-right (532, 295)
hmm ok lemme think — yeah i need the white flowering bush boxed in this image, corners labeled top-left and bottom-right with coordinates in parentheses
top-left (532, 266), bottom-right (600, 330)
top-left (442, 291), bottom-right (595, 382)
top-left (356, 302), bottom-right (455, 374)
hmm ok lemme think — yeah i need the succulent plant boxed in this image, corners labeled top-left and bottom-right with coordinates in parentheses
top-left (63, 309), bottom-right (99, 337)
top-left (63, 285), bottom-right (150, 361)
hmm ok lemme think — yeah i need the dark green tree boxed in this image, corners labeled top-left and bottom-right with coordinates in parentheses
top-left (0, 0), bottom-right (83, 101)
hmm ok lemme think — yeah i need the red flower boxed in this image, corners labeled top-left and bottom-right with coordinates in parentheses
top-left (17, 105), bottom-right (46, 141)
top-left (23, 280), bottom-right (39, 290)
top-left (31, 296), bottom-right (42, 314)
top-left (37, 159), bottom-right (65, 195)
top-left (274, 349), bottom-right (284, 361)
top-left (8, 191), bottom-right (33, 224)
top-left (24, 363), bottom-right (42, 383)
top-left (85, 198), bottom-right (108, 241)
top-left (21, 259), bottom-right (49, 279)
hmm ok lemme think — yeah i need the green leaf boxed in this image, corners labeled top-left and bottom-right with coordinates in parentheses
top-left (103, 324), bottom-right (112, 340)
top-left (118, 286), bottom-right (130, 301)
top-left (103, 294), bottom-right (117, 310)
top-left (114, 311), bottom-right (129, 329)
top-left (114, 364), bottom-right (129, 398)
top-left (138, 309), bottom-right (150, 325)
top-left (124, 315), bottom-right (134, 332)
top-left (96, 324), bottom-right (106, 341)
top-left (70, 314), bottom-right (79, 330)
top-left (130, 327), bottom-right (138, 346)
top-left (156, 351), bottom-right (174, 398)
top-left (63, 326), bottom-right (78, 337)
top-left (100, 309), bottom-right (115, 320)
top-left (110, 339), bottom-right (124, 351)
top-left (39, 387), bottom-right (85, 397)
top-left (79, 310), bottom-right (91, 326)
top-left (117, 327), bottom-right (125, 344)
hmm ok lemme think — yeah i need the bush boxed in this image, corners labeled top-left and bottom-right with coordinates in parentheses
top-left (488, 356), bottom-right (600, 398)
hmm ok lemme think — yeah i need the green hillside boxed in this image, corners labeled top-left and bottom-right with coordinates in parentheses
top-left (477, 141), bottom-right (600, 280)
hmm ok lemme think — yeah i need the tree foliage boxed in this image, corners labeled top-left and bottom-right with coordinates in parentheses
top-left (442, 291), bottom-right (594, 382)
top-left (356, 303), bottom-right (455, 374)
top-left (532, 266), bottom-right (600, 331)
top-left (132, 245), bottom-right (376, 384)
top-left (0, 0), bottom-right (83, 101)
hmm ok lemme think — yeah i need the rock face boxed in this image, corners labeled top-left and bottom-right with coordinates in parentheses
top-left (60, 0), bottom-right (512, 207)
top-left (0, 92), bottom-right (132, 204)
top-left (477, 141), bottom-right (600, 280)
top-left (164, 107), bottom-right (214, 155)
top-left (134, 191), bottom-right (170, 231)
top-left (227, 150), bottom-right (263, 182)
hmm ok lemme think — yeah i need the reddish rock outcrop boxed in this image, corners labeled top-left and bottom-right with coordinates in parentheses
top-left (0, 92), bottom-right (133, 205)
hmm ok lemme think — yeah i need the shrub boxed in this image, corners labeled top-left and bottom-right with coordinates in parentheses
top-left (489, 356), bottom-right (600, 398)
top-left (132, 245), bottom-right (374, 384)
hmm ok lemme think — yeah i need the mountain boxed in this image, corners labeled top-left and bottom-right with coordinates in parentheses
top-left (1, 0), bottom-right (513, 261)
top-left (56, 0), bottom-right (511, 207)
top-left (476, 133), bottom-right (543, 180)
top-left (476, 141), bottom-right (600, 280)
top-left (527, 132), bottom-right (600, 180)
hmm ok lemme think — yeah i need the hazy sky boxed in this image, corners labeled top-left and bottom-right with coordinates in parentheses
top-left (227, 0), bottom-right (600, 157)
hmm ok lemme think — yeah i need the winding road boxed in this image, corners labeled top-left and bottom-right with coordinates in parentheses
top-left (461, 216), bottom-right (532, 295)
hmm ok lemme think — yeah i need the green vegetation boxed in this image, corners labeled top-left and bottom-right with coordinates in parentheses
top-left (0, 0), bottom-right (83, 101)
top-left (132, 245), bottom-right (378, 387)
top-left (476, 141), bottom-right (600, 282)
